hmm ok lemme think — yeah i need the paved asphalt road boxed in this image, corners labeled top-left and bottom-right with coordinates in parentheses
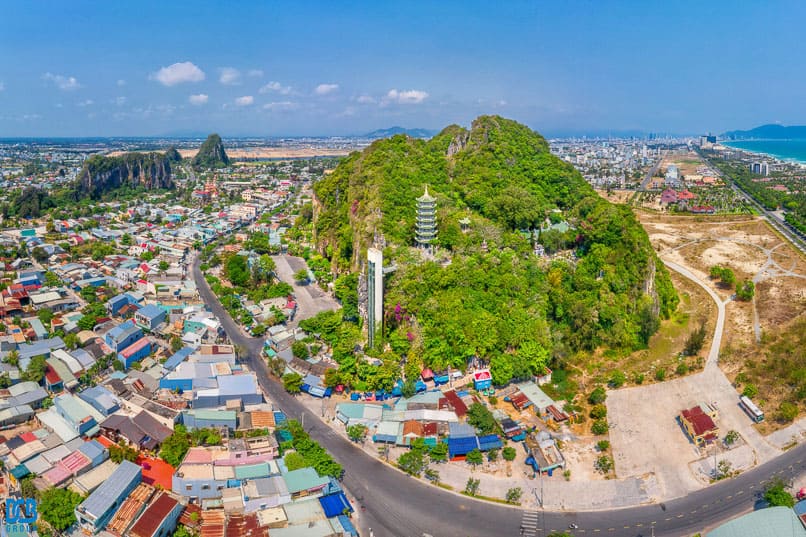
top-left (639, 150), bottom-right (665, 191)
top-left (193, 256), bottom-right (806, 537)
top-left (700, 152), bottom-right (806, 254)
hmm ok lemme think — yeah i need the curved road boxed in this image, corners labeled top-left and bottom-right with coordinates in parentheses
top-left (193, 256), bottom-right (806, 537)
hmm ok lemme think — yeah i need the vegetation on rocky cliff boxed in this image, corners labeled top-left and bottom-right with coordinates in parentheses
top-left (313, 116), bottom-right (678, 385)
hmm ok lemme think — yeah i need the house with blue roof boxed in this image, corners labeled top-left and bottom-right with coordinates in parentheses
top-left (134, 304), bottom-right (166, 330)
top-left (104, 320), bottom-right (142, 353)
top-left (73, 276), bottom-right (107, 290)
top-left (164, 347), bottom-right (193, 370)
top-left (75, 460), bottom-right (142, 534)
top-left (192, 374), bottom-right (263, 409)
top-left (106, 293), bottom-right (139, 316)
top-left (78, 386), bottom-right (120, 417)
top-left (77, 439), bottom-right (109, 468)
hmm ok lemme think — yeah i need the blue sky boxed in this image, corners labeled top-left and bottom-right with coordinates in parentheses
top-left (1, 1), bottom-right (805, 137)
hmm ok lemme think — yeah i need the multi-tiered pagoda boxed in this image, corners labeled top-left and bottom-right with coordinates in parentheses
top-left (415, 185), bottom-right (437, 248)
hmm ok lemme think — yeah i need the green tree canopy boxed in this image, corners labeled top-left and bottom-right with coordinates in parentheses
top-left (38, 488), bottom-right (84, 531)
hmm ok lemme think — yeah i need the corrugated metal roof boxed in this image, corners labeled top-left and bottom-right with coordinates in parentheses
top-left (234, 462), bottom-right (271, 480)
top-left (77, 459), bottom-right (142, 519)
top-left (129, 491), bottom-right (179, 537)
top-left (706, 506), bottom-right (806, 537)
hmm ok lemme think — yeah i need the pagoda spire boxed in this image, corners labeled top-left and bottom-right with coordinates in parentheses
top-left (415, 185), bottom-right (437, 248)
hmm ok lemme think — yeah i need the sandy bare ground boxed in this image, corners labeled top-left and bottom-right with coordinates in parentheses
top-left (638, 212), bottom-right (805, 350)
top-left (177, 148), bottom-right (353, 159)
top-left (108, 147), bottom-right (354, 159)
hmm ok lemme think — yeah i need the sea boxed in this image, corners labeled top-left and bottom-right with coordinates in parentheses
top-left (722, 140), bottom-right (806, 164)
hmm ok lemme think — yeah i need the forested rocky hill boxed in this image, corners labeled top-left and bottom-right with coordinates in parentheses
top-left (313, 116), bottom-right (678, 383)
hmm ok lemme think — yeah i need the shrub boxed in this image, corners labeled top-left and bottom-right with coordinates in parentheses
top-left (595, 455), bottom-right (613, 474)
top-left (608, 370), bottom-right (626, 388)
top-left (724, 430), bottom-right (739, 446)
top-left (742, 383), bottom-right (758, 398)
top-left (684, 322), bottom-right (707, 356)
top-left (502, 446), bottom-right (517, 461)
top-left (597, 440), bottom-right (610, 451)
top-left (466, 448), bottom-right (484, 466)
top-left (589, 404), bottom-right (607, 419)
top-left (764, 477), bottom-right (794, 507)
top-left (779, 402), bottom-right (798, 423)
top-left (676, 362), bottom-right (689, 376)
top-left (588, 387), bottom-right (607, 405)
top-left (591, 419), bottom-right (609, 435)
top-left (505, 487), bottom-right (523, 504)
top-left (655, 368), bottom-right (666, 381)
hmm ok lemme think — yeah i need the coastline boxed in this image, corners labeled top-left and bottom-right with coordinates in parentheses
top-left (722, 140), bottom-right (806, 165)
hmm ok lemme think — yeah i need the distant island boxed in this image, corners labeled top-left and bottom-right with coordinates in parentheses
top-left (722, 124), bottom-right (806, 140)
top-left (364, 127), bottom-right (436, 139)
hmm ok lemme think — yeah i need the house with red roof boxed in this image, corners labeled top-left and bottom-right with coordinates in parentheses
top-left (679, 403), bottom-right (719, 446)
top-left (129, 491), bottom-right (183, 537)
top-left (45, 366), bottom-right (64, 393)
top-left (660, 188), bottom-right (678, 205)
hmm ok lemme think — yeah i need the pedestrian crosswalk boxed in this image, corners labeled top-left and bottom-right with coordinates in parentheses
top-left (520, 511), bottom-right (539, 537)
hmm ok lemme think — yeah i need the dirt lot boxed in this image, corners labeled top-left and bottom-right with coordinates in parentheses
top-left (661, 150), bottom-right (704, 176)
top-left (757, 277), bottom-right (806, 328)
top-left (595, 189), bottom-right (635, 204)
top-left (637, 211), bottom-right (806, 430)
top-left (638, 213), bottom-right (805, 351)
top-left (607, 374), bottom-right (708, 499)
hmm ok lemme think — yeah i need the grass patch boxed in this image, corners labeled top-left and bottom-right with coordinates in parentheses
top-left (460, 492), bottom-right (514, 505)
top-left (729, 317), bottom-right (806, 431)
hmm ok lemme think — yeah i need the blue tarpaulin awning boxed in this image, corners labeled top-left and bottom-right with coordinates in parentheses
top-left (478, 434), bottom-right (503, 451)
top-left (448, 436), bottom-right (479, 457)
top-left (338, 514), bottom-right (358, 536)
top-left (319, 492), bottom-right (353, 517)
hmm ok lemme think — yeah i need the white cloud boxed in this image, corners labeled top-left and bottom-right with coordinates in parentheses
top-left (150, 62), bottom-right (205, 86)
top-left (188, 93), bottom-right (209, 105)
top-left (335, 106), bottom-right (357, 118)
top-left (356, 94), bottom-right (376, 104)
top-left (219, 67), bottom-right (241, 85)
top-left (114, 96), bottom-right (127, 106)
top-left (383, 89), bottom-right (429, 105)
top-left (77, 99), bottom-right (94, 107)
top-left (259, 81), bottom-right (292, 95)
top-left (117, 79), bottom-right (126, 86)
top-left (247, 69), bottom-right (264, 77)
top-left (235, 95), bottom-right (254, 106)
top-left (314, 83), bottom-right (339, 96)
top-left (263, 101), bottom-right (298, 111)
top-left (43, 72), bottom-right (81, 90)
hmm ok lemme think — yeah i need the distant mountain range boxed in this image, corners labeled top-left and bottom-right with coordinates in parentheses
top-left (723, 124), bottom-right (806, 140)
top-left (363, 126), bottom-right (436, 139)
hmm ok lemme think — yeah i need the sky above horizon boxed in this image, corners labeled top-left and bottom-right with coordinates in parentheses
top-left (1, 1), bottom-right (805, 137)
